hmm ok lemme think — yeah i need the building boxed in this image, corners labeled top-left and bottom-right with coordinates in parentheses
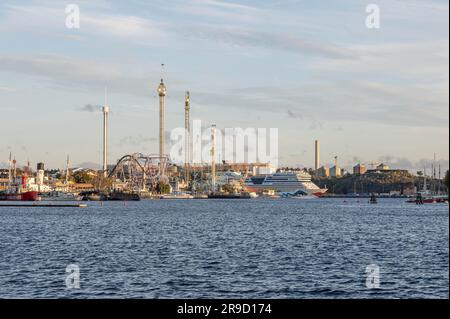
top-left (317, 166), bottom-right (330, 178)
top-left (330, 166), bottom-right (341, 178)
top-left (353, 163), bottom-right (367, 175)
top-left (376, 163), bottom-right (390, 171)
top-left (0, 178), bottom-right (8, 191)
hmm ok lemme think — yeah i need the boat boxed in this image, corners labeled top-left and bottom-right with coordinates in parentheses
top-left (109, 191), bottom-right (141, 201)
top-left (80, 191), bottom-right (107, 201)
top-left (406, 168), bottom-right (449, 204)
top-left (40, 191), bottom-right (82, 201)
top-left (208, 193), bottom-right (250, 199)
top-left (0, 154), bottom-right (39, 201)
top-left (160, 191), bottom-right (194, 199)
top-left (0, 190), bottom-right (39, 201)
top-left (244, 171), bottom-right (327, 197)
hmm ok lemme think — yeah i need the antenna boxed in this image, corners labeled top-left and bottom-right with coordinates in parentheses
top-left (104, 86), bottom-right (108, 106)
top-left (161, 63), bottom-right (165, 81)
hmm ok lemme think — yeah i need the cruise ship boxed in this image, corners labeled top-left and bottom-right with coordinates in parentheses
top-left (244, 171), bottom-right (327, 197)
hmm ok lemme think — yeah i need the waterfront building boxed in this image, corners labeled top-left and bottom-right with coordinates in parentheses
top-left (376, 163), bottom-right (390, 171)
top-left (318, 166), bottom-right (330, 178)
top-left (330, 166), bottom-right (341, 178)
top-left (353, 163), bottom-right (367, 175)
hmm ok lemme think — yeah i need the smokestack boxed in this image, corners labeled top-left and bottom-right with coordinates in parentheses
top-left (315, 140), bottom-right (320, 177)
top-left (36, 162), bottom-right (44, 192)
top-left (158, 78), bottom-right (167, 178)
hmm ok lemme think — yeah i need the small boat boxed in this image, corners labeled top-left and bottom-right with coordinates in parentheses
top-left (40, 191), bottom-right (82, 201)
top-left (160, 191), bottom-right (194, 199)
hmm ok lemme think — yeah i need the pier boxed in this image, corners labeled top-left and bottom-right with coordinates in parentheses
top-left (0, 204), bottom-right (88, 208)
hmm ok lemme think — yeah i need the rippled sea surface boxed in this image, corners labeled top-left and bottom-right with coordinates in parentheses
top-left (0, 198), bottom-right (448, 299)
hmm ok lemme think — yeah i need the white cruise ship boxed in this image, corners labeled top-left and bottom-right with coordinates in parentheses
top-left (244, 171), bottom-right (327, 197)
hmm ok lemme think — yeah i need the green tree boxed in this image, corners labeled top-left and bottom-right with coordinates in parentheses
top-left (72, 171), bottom-right (94, 184)
top-left (221, 183), bottom-right (236, 194)
top-left (156, 181), bottom-right (171, 194)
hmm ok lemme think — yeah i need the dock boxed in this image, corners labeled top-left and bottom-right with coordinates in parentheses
top-left (0, 203), bottom-right (88, 208)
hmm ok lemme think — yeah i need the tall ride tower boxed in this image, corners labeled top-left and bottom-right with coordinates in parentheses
top-left (185, 91), bottom-right (191, 184)
top-left (102, 104), bottom-right (109, 178)
top-left (211, 124), bottom-right (216, 194)
top-left (157, 79), bottom-right (167, 177)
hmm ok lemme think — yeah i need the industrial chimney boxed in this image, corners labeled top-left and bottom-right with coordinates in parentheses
top-left (315, 140), bottom-right (320, 177)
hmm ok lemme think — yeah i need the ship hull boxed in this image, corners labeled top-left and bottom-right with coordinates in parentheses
top-left (0, 191), bottom-right (39, 201)
top-left (244, 184), bottom-right (327, 197)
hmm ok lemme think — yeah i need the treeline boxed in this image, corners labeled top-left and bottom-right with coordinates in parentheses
top-left (314, 170), bottom-right (449, 195)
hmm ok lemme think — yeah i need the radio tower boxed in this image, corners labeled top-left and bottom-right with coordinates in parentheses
top-left (185, 91), bottom-right (191, 184)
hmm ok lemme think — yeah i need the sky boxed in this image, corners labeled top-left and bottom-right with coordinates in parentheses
top-left (0, 0), bottom-right (448, 173)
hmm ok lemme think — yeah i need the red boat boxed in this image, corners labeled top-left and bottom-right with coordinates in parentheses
top-left (0, 191), bottom-right (39, 201)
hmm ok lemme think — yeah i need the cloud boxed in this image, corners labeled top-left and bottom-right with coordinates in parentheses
top-left (376, 156), bottom-right (449, 172)
top-left (287, 109), bottom-right (302, 119)
top-left (0, 54), bottom-right (157, 97)
top-left (80, 104), bottom-right (103, 112)
top-left (0, 2), bottom-right (167, 42)
top-left (182, 25), bottom-right (357, 59)
top-left (0, 85), bottom-right (15, 92)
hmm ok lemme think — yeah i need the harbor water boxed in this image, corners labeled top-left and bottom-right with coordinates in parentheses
top-left (0, 198), bottom-right (448, 299)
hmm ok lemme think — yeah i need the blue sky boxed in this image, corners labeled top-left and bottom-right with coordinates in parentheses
top-left (0, 0), bottom-right (448, 172)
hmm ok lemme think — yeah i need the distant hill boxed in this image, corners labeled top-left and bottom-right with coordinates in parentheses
top-left (313, 170), bottom-right (443, 195)
top-left (76, 162), bottom-right (102, 170)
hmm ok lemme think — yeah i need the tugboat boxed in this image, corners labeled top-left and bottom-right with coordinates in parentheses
top-left (0, 156), bottom-right (39, 201)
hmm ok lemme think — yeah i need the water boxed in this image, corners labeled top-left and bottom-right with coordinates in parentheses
top-left (0, 198), bottom-right (448, 299)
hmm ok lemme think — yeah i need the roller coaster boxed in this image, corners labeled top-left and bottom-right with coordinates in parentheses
top-left (108, 153), bottom-right (170, 191)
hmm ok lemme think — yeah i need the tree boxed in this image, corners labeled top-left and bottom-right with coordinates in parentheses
top-left (156, 181), bottom-right (171, 194)
top-left (221, 183), bottom-right (236, 194)
top-left (72, 171), bottom-right (94, 184)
